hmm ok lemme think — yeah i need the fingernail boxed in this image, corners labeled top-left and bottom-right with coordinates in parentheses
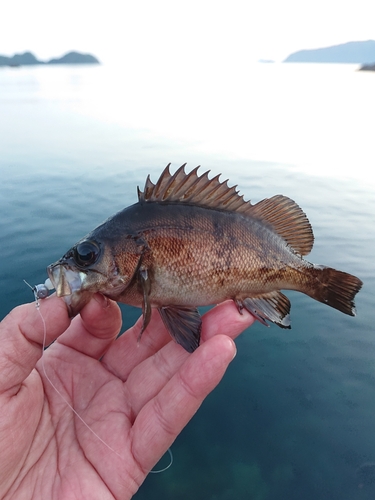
top-left (232, 344), bottom-right (237, 360)
top-left (93, 293), bottom-right (109, 309)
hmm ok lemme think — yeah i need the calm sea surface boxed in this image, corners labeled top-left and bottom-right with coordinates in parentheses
top-left (0, 63), bottom-right (374, 499)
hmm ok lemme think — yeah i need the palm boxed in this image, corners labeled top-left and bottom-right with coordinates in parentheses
top-left (0, 295), bottom-right (254, 499)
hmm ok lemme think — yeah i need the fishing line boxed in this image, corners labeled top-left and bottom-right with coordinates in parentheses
top-left (24, 280), bottom-right (173, 473)
top-left (149, 447), bottom-right (174, 473)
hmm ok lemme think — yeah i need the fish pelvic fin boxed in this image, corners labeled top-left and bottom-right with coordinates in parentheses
top-left (138, 165), bottom-right (314, 256)
top-left (236, 291), bottom-right (291, 329)
top-left (158, 306), bottom-right (202, 352)
top-left (306, 266), bottom-right (363, 316)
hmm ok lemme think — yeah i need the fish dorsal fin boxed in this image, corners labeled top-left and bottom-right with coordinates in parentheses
top-left (138, 163), bottom-right (249, 211)
top-left (250, 195), bottom-right (314, 256)
top-left (138, 164), bottom-right (314, 256)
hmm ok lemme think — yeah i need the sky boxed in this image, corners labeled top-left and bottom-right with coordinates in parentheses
top-left (1, 0), bottom-right (374, 67)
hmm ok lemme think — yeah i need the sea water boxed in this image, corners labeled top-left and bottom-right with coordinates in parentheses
top-left (0, 63), bottom-right (374, 499)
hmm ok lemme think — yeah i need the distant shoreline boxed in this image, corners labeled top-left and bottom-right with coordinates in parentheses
top-left (0, 51), bottom-right (99, 67)
top-left (283, 40), bottom-right (375, 64)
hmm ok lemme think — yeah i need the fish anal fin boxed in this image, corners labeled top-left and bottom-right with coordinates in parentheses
top-left (158, 306), bottom-right (202, 353)
top-left (236, 291), bottom-right (291, 329)
top-left (235, 298), bottom-right (270, 327)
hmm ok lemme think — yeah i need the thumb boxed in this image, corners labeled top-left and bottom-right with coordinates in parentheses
top-left (0, 296), bottom-right (70, 394)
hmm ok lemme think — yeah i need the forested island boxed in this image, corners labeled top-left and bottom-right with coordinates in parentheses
top-left (0, 51), bottom-right (99, 67)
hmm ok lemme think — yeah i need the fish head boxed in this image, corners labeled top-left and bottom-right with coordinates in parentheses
top-left (47, 236), bottom-right (140, 317)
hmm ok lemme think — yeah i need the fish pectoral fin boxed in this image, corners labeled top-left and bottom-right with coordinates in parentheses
top-left (158, 306), bottom-right (202, 353)
top-left (138, 268), bottom-right (152, 340)
top-left (236, 291), bottom-right (291, 329)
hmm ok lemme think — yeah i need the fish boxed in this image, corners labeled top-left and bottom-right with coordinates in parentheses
top-left (47, 164), bottom-right (363, 352)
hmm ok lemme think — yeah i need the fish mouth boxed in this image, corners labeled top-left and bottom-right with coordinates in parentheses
top-left (47, 262), bottom-right (93, 317)
top-left (47, 263), bottom-right (85, 297)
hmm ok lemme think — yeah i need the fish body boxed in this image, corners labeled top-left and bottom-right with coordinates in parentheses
top-left (47, 165), bottom-right (362, 352)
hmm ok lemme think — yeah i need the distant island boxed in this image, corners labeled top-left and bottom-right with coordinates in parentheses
top-left (284, 40), bottom-right (375, 64)
top-left (358, 63), bottom-right (375, 71)
top-left (0, 51), bottom-right (99, 67)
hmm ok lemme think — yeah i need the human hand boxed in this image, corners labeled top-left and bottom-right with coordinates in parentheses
top-left (0, 294), bottom-right (255, 499)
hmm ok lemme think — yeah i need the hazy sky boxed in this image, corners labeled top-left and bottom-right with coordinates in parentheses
top-left (1, 0), bottom-right (374, 66)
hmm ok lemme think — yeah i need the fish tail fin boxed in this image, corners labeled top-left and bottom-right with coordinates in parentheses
top-left (307, 266), bottom-right (362, 316)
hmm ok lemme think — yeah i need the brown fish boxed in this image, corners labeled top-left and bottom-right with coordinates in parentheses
top-left (47, 165), bottom-right (362, 352)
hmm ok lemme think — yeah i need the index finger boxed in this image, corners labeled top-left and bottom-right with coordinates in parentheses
top-left (131, 334), bottom-right (237, 474)
top-left (0, 296), bottom-right (70, 394)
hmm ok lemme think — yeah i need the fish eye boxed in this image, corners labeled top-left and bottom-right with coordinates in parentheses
top-left (73, 241), bottom-right (100, 267)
